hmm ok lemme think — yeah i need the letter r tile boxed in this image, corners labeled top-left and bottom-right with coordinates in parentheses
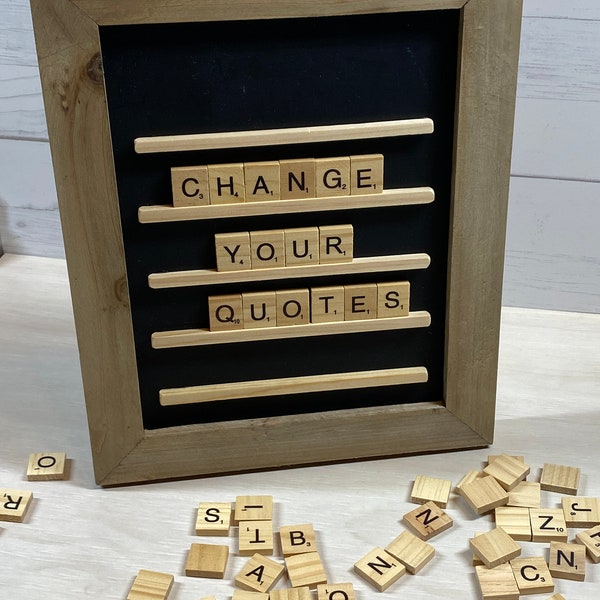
top-left (0, 489), bottom-right (33, 523)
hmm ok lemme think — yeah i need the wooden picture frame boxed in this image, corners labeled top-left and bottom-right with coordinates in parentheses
top-left (31, 0), bottom-right (522, 485)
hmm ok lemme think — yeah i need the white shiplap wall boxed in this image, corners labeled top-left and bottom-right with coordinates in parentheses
top-left (0, 0), bottom-right (598, 312)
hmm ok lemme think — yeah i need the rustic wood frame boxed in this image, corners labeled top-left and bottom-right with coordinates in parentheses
top-left (31, 0), bottom-right (522, 485)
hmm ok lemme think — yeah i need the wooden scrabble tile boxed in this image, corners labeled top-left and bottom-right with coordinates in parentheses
top-left (232, 591), bottom-right (269, 600)
top-left (483, 453), bottom-right (530, 491)
top-left (276, 289), bottom-right (310, 327)
top-left (575, 524), bottom-right (600, 563)
top-left (171, 165), bottom-right (210, 207)
top-left (315, 156), bottom-right (350, 197)
top-left (488, 455), bottom-right (525, 464)
top-left (402, 501), bottom-right (453, 540)
top-left (285, 551), bottom-right (327, 588)
top-left (0, 489), bottom-right (33, 523)
top-left (310, 286), bottom-right (345, 323)
top-left (244, 161), bottom-right (280, 201)
top-left (350, 154), bottom-right (383, 195)
top-left (280, 158), bottom-right (315, 199)
top-left (243, 291), bottom-right (277, 329)
top-left (208, 294), bottom-right (243, 331)
top-left (185, 542), bottom-right (229, 578)
top-left (495, 507), bottom-right (532, 541)
top-left (509, 556), bottom-right (554, 595)
top-left (540, 463), bottom-right (580, 495)
top-left (475, 564), bottom-right (519, 600)
top-left (208, 162), bottom-right (245, 203)
top-left (270, 587), bottom-right (312, 600)
top-left (455, 470), bottom-right (485, 494)
top-left (199, 596), bottom-right (217, 600)
top-left (354, 547), bottom-right (405, 592)
top-left (284, 227), bottom-right (319, 266)
top-left (344, 284), bottom-right (377, 321)
top-left (545, 595), bottom-right (566, 600)
top-left (239, 520), bottom-right (274, 556)
top-left (385, 530), bottom-right (435, 574)
top-left (508, 481), bottom-right (541, 508)
top-left (561, 496), bottom-right (600, 528)
top-left (530, 508), bottom-right (568, 542)
top-left (127, 569), bottom-right (174, 600)
top-left (470, 527), bottom-right (521, 569)
top-left (215, 231), bottom-right (252, 272)
top-left (548, 541), bottom-right (586, 581)
top-left (280, 523), bottom-right (317, 556)
top-left (460, 476), bottom-right (509, 515)
top-left (411, 475), bottom-right (452, 508)
top-left (376, 281), bottom-right (410, 319)
top-left (250, 230), bottom-right (285, 269)
top-left (195, 502), bottom-right (232, 536)
top-left (26, 452), bottom-right (67, 480)
top-left (318, 224), bottom-right (353, 264)
top-left (234, 496), bottom-right (273, 523)
top-left (235, 554), bottom-right (285, 592)
top-left (316, 583), bottom-right (355, 600)
top-left (472, 532), bottom-right (485, 566)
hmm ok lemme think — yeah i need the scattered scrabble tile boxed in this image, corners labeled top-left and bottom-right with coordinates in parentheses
top-left (495, 507), bottom-right (532, 541)
top-left (472, 532), bottom-right (485, 566)
top-left (460, 476), bottom-right (509, 515)
top-left (354, 547), bottom-right (406, 592)
top-left (215, 232), bottom-right (252, 272)
top-left (195, 502), bottom-right (232, 536)
top-left (488, 455), bottom-right (525, 464)
top-left (575, 524), bottom-right (600, 563)
top-left (469, 527), bottom-right (522, 568)
top-left (483, 454), bottom-right (530, 491)
top-left (545, 595), bottom-right (566, 600)
top-left (561, 496), bottom-right (600, 528)
top-left (0, 489), bottom-right (33, 523)
top-left (184, 542), bottom-right (229, 578)
top-left (350, 154), bottom-right (383, 195)
top-left (316, 583), bottom-right (355, 600)
top-left (475, 564), bottom-right (519, 600)
top-left (385, 530), bottom-right (435, 574)
top-left (127, 569), bottom-right (174, 600)
top-left (232, 591), bottom-right (269, 600)
top-left (285, 551), bottom-right (327, 588)
top-left (455, 470), bottom-right (484, 494)
top-left (508, 481), bottom-right (541, 508)
top-left (26, 452), bottom-right (67, 481)
top-left (199, 596), bottom-right (216, 600)
top-left (235, 554), bottom-right (285, 592)
top-left (239, 520), bottom-right (274, 556)
top-left (269, 587), bottom-right (312, 600)
top-left (411, 475), bottom-right (452, 508)
top-left (548, 541), bottom-right (586, 581)
top-left (509, 556), bottom-right (554, 595)
top-left (403, 501), bottom-right (453, 540)
top-left (234, 496), bottom-right (273, 523)
top-left (540, 463), bottom-right (580, 495)
top-left (280, 524), bottom-right (317, 556)
top-left (530, 508), bottom-right (568, 543)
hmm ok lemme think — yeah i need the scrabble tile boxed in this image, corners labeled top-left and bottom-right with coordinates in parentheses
top-left (350, 154), bottom-right (383, 195)
top-left (545, 595), bottom-right (566, 600)
top-left (195, 502), bottom-right (232, 535)
top-left (508, 481), bottom-right (541, 508)
top-left (575, 524), bottom-right (600, 563)
top-left (402, 501), bottom-right (453, 540)
top-left (208, 162), bottom-right (245, 203)
top-left (472, 532), bottom-right (485, 566)
top-left (276, 289), bottom-right (310, 327)
top-left (376, 282), bottom-right (410, 319)
top-left (244, 161), bottom-right (280, 201)
top-left (215, 231), bottom-right (252, 272)
top-left (488, 455), bottom-right (525, 464)
top-left (455, 470), bottom-right (485, 494)
top-left (127, 569), bottom-right (174, 600)
top-left (484, 454), bottom-right (530, 491)
top-left (270, 587), bottom-right (312, 600)
top-left (284, 227), bottom-right (319, 266)
top-left (460, 476), bottom-right (509, 515)
top-left (540, 463), bottom-right (580, 495)
top-left (234, 496), bottom-right (273, 523)
top-left (280, 523), bottom-right (317, 556)
top-left (509, 556), bottom-right (554, 595)
top-left (385, 530), bottom-right (435, 574)
top-left (235, 554), bottom-right (285, 592)
top-left (315, 156), bottom-right (350, 197)
top-left (185, 542), bottom-right (229, 578)
top-left (0, 489), bottom-right (33, 523)
top-left (495, 507), bottom-right (532, 541)
top-left (26, 452), bottom-right (67, 481)
top-left (354, 547), bottom-right (405, 592)
top-left (318, 225), bottom-right (353, 264)
top-left (239, 520), bottom-right (274, 556)
top-left (475, 564), bottom-right (519, 600)
top-left (411, 475), bottom-right (452, 508)
top-left (208, 294), bottom-right (243, 331)
top-left (310, 286), bottom-right (345, 323)
top-left (280, 158), bottom-right (316, 199)
top-left (199, 597), bottom-right (217, 600)
top-left (250, 230), bottom-right (285, 269)
top-left (548, 541), bottom-right (586, 581)
top-left (470, 527), bottom-right (522, 569)
top-left (316, 583), bottom-right (355, 600)
top-left (232, 591), bottom-right (269, 600)
top-left (243, 291), bottom-right (277, 329)
top-left (530, 508), bottom-right (568, 542)
top-left (171, 165), bottom-right (210, 206)
top-left (285, 551), bottom-right (327, 588)
top-left (561, 496), bottom-right (600, 528)
top-left (344, 284), bottom-right (377, 321)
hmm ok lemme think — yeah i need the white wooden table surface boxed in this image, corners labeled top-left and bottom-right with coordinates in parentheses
top-left (0, 252), bottom-right (599, 600)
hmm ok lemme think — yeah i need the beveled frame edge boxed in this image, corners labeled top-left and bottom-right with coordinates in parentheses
top-left (30, 0), bottom-right (521, 486)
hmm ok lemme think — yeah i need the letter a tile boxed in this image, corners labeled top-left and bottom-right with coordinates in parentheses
top-left (235, 554), bottom-right (285, 592)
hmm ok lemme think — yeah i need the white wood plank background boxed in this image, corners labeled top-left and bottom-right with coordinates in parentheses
top-left (0, 0), bottom-right (598, 312)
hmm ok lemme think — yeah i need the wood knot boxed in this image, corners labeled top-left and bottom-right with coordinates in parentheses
top-left (114, 276), bottom-right (129, 304)
top-left (86, 52), bottom-right (104, 84)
